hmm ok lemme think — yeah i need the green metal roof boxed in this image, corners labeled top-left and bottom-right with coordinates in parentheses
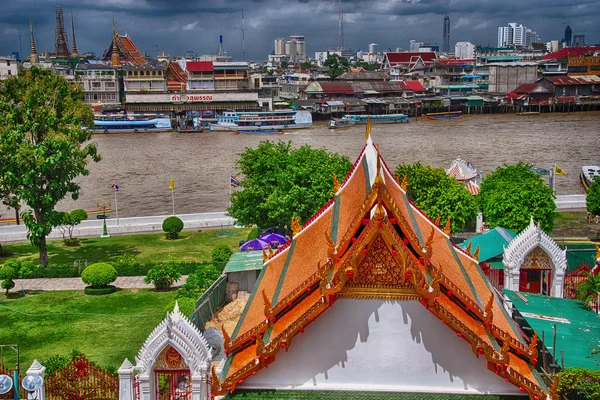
top-left (560, 243), bottom-right (598, 272)
top-left (227, 390), bottom-right (527, 399)
top-left (223, 251), bottom-right (265, 274)
top-left (488, 260), bottom-right (504, 270)
top-left (503, 289), bottom-right (600, 370)
top-left (458, 227), bottom-right (517, 262)
top-left (465, 96), bottom-right (484, 101)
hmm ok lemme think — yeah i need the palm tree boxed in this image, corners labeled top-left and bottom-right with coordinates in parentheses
top-left (576, 273), bottom-right (600, 312)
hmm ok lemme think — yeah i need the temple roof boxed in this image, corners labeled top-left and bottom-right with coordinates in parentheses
top-left (213, 131), bottom-right (548, 399)
top-left (227, 389), bottom-right (529, 399)
top-left (101, 33), bottom-right (146, 66)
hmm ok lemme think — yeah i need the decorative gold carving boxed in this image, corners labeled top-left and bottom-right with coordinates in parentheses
top-left (435, 215), bottom-right (441, 226)
top-left (211, 365), bottom-right (222, 394)
top-left (338, 286), bottom-right (418, 300)
top-left (465, 241), bottom-right (472, 256)
top-left (374, 199), bottom-right (386, 220)
top-left (155, 345), bottom-right (187, 370)
top-left (444, 217), bottom-right (451, 236)
top-left (351, 234), bottom-right (405, 287)
top-left (528, 332), bottom-right (539, 361)
top-left (262, 289), bottom-right (273, 319)
top-left (333, 173), bottom-right (341, 192)
top-left (401, 173), bottom-right (408, 191)
top-left (549, 375), bottom-right (559, 399)
top-left (291, 216), bottom-right (301, 237)
top-left (484, 292), bottom-right (494, 323)
top-left (221, 325), bottom-right (232, 353)
top-left (262, 248), bottom-right (268, 264)
top-left (325, 232), bottom-right (336, 257)
top-left (523, 246), bottom-right (552, 270)
top-left (365, 117), bottom-right (371, 140)
top-left (425, 227), bottom-right (435, 254)
top-left (473, 245), bottom-right (480, 261)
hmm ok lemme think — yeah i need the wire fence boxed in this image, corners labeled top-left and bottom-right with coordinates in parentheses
top-left (191, 274), bottom-right (228, 332)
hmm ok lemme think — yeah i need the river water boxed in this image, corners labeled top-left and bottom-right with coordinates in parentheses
top-left (2, 112), bottom-right (600, 219)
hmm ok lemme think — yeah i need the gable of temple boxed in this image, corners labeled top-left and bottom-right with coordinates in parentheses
top-left (213, 132), bottom-right (550, 400)
top-left (102, 33), bottom-right (146, 66)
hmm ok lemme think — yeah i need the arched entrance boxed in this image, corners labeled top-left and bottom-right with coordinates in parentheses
top-left (503, 218), bottom-right (567, 298)
top-left (120, 302), bottom-right (213, 400)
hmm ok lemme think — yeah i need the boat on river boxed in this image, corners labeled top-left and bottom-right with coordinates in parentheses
top-left (580, 166), bottom-right (600, 189)
top-left (335, 114), bottom-right (410, 125)
top-left (424, 111), bottom-right (462, 120)
top-left (93, 114), bottom-right (172, 133)
top-left (328, 118), bottom-right (356, 129)
top-left (209, 110), bottom-right (312, 132)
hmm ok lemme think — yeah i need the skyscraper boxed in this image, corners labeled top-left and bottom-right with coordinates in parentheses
top-left (442, 14), bottom-right (450, 53)
top-left (498, 22), bottom-right (529, 47)
top-left (564, 25), bottom-right (573, 47)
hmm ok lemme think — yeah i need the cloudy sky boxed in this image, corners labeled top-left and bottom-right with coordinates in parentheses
top-left (1, 0), bottom-right (599, 60)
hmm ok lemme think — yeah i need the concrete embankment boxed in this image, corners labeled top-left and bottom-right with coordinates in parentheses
top-left (0, 212), bottom-right (236, 243)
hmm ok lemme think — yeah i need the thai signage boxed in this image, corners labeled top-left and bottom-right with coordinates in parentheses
top-left (126, 92), bottom-right (258, 104)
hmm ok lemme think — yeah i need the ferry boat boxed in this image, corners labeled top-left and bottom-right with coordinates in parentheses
top-left (209, 110), bottom-right (312, 132)
top-left (580, 166), bottom-right (600, 189)
top-left (424, 111), bottom-right (462, 120)
top-left (328, 118), bottom-right (356, 129)
top-left (93, 114), bottom-right (172, 133)
top-left (336, 114), bottom-right (410, 125)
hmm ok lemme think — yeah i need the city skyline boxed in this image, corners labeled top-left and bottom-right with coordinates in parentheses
top-left (1, 0), bottom-right (599, 60)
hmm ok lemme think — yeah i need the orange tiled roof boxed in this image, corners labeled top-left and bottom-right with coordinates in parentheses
top-left (102, 34), bottom-right (146, 66)
top-left (213, 133), bottom-right (549, 400)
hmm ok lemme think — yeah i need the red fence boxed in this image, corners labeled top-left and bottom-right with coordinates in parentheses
top-left (564, 263), bottom-right (599, 311)
top-left (46, 354), bottom-right (119, 400)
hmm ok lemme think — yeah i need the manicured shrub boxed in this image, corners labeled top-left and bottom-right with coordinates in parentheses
top-left (211, 245), bottom-right (233, 271)
top-left (0, 265), bottom-right (17, 295)
top-left (177, 264), bottom-right (220, 299)
top-left (114, 253), bottom-right (143, 276)
top-left (247, 227), bottom-right (260, 240)
top-left (84, 285), bottom-right (116, 295)
top-left (162, 216), bottom-right (184, 240)
top-left (19, 261), bottom-right (37, 279)
top-left (144, 257), bottom-right (182, 291)
top-left (81, 262), bottom-right (118, 288)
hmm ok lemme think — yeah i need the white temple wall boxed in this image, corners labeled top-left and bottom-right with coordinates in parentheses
top-left (241, 299), bottom-right (520, 395)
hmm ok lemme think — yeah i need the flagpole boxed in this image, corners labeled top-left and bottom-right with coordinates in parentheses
top-left (114, 188), bottom-right (119, 225)
top-left (172, 188), bottom-right (175, 216)
top-left (229, 175), bottom-right (232, 208)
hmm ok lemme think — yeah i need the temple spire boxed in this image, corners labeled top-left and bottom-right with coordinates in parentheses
top-left (111, 17), bottom-right (120, 67)
top-left (29, 16), bottom-right (39, 64)
top-left (71, 10), bottom-right (78, 57)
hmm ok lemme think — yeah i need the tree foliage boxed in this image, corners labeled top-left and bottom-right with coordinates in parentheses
top-left (587, 178), bottom-right (600, 216)
top-left (162, 216), bottom-right (184, 240)
top-left (576, 273), bottom-right (600, 308)
top-left (478, 163), bottom-right (555, 233)
top-left (300, 61), bottom-right (312, 71)
top-left (394, 162), bottom-right (478, 234)
top-left (324, 54), bottom-right (350, 78)
top-left (58, 209), bottom-right (88, 244)
top-left (228, 141), bottom-right (352, 232)
top-left (354, 61), bottom-right (380, 71)
top-left (0, 67), bottom-right (100, 265)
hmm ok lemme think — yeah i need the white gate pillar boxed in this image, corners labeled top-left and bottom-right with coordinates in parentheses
top-left (118, 359), bottom-right (134, 400)
top-left (26, 360), bottom-right (46, 400)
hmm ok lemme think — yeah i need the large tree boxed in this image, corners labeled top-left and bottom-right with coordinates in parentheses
top-left (0, 67), bottom-right (100, 265)
top-left (394, 162), bottom-right (478, 234)
top-left (324, 54), bottom-right (350, 78)
top-left (478, 162), bottom-right (555, 233)
top-left (228, 141), bottom-right (352, 232)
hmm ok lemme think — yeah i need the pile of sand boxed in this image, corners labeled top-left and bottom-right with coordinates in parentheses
top-left (205, 297), bottom-right (248, 336)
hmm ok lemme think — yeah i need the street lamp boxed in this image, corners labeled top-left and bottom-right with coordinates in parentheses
top-left (96, 200), bottom-right (111, 238)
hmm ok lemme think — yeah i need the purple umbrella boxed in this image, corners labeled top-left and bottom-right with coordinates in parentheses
top-left (240, 238), bottom-right (269, 251)
top-left (259, 233), bottom-right (288, 247)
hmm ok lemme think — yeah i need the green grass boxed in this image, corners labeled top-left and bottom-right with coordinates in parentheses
top-left (553, 211), bottom-right (600, 240)
top-left (0, 289), bottom-right (179, 370)
top-left (1, 228), bottom-right (251, 265)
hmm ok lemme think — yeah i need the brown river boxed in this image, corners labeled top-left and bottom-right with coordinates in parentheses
top-left (2, 112), bottom-right (600, 219)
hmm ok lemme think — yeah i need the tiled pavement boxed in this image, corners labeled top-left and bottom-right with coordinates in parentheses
top-left (12, 275), bottom-right (188, 292)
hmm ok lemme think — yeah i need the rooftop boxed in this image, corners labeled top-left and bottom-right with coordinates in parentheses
top-left (223, 251), bottom-right (264, 274)
top-left (545, 75), bottom-right (600, 85)
top-left (458, 227), bottom-right (516, 263)
top-left (504, 289), bottom-right (600, 370)
top-left (227, 390), bottom-right (527, 399)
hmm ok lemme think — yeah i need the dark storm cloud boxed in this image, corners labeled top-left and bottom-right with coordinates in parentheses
top-left (1, 0), bottom-right (599, 61)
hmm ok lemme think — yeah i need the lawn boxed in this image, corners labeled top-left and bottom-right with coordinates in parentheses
top-left (0, 289), bottom-right (179, 370)
top-left (553, 211), bottom-right (600, 241)
top-left (0, 227), bottom-right (251, 266)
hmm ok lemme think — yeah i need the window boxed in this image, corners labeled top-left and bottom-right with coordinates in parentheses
top-left (568, 66), bottom-right (588, 73)
top-left (105, 82), bottom-right (115, 88)
top-left (7, 70), bottom-right (11, 75)
top-left (6, 61), bottom-right (10, 66)
top-left (92, 82), bottom-right (101, 88)
top-left (152, 71), bottom-right (156, 76)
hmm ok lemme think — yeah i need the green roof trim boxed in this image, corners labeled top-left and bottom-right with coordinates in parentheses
top-left (458, 227), bottom-right (517, 262)
top-left (223, 251), bottom-right (265, 274)
top-left (226, 390), bottom-right (527, 399)
top-left (488, 260), bottom-right (504, 270)
top-left (560, 243), bottom-right (598, 272)
top-left (503, 289), bottom-right (600, 370)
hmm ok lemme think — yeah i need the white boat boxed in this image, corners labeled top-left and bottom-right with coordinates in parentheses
top-left (328, 118), bottom-right (356, 129)
top-left (581, 166), bottom-right (600, 189)
top-left (209, 110), bottom-right (312, 132)
top-left (338, 114), bottom-right (410, 124)
top-left (93, 114), bottom-right (172, 133)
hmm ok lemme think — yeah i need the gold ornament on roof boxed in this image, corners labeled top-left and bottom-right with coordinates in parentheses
top-left (484, 292), bottom-right (494, 320)
top-left (291, 216), bottom-right (301, 237)
top-left (268, 244), bottom-right (274, 258)
top-left (401, 174), bottom-right (408, 191)
top-left (333, 173), bottom-right (341, 192)
top-left (444, 217), bottom-right (452, 236)
top-left (374, 199), bottom-right (386, 220)
top-left (262, 248), bottom-right (268, 264)
top-left (473, 245), bottom-right (480, 261)
top-left (435, 215), bottom-right (441, 226)
top-left (465, 241), bottom-right (472, 256)
top-left (365, 116), bottom-right (372, 140)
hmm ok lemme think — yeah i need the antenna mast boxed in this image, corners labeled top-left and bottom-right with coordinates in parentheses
top-left (242, 0), bottom-right (246, 61)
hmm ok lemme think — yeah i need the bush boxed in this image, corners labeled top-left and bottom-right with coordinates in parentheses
top-left (63, 238), bottom-right (81, 247)
top-left (144, 257), bottom-right (182, 291)
top-left (84, 285), bottom-right (116, 295)
top-left (587, 178), bottom-right (600, 216)
top-left (177, 264), bottom-right (221, 299)
top-left (0, 265), bottom-right (17, 295)
top-left (81, 262), bottom-right (118, 288)
top-left (211, 245), bottom-right (233, 271)
top-left (43, 354), bottom-right (70, 375)
top-left (162, 216), bottom-right (184, 240)
top-left (19, 261), bottom-right (37, 279)
top-left (114, 253), bottom-right (144, 276)
top-left (247, 227), bottom-right (260, 240)
top-left (558, 367), bottom-right (600, 399)
top-left (164, 297), bottom-right (196, 318)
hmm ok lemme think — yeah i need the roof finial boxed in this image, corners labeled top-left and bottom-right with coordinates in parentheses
top-left (365, 116), bottom-right (372, 140)
top-left (70, 10), bottom-right (78, 57)
top-left (111, 16), bottom-right (120, 67)
top-left (444, 217), bottom-right (451, 236)
top-left (333, 173), bottom-right (341, 192)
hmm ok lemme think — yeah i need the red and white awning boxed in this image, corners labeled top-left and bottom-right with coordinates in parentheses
top-left (465, 180), bottom-right (480, 196)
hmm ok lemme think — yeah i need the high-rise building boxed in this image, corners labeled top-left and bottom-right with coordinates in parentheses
top-left (455, 42), bottom-right (475, 59)
top-left (498, 22), bottom-right (529, 47)
top-left (291, 35), bottom-right (306, 61)
top-left (442, 14), bottom-right (450, 53)
top-left (564, 25), bottom-right (572, 47)
top-left (573, 34), bottom-right (585, 47)
top-left (369, 43), bottom-right (378, 54)
top-left (274, 38), bottom-right (285, 56)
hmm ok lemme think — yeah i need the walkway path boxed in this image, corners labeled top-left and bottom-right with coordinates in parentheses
top-left (11, 275), bottom-right (188, 292)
